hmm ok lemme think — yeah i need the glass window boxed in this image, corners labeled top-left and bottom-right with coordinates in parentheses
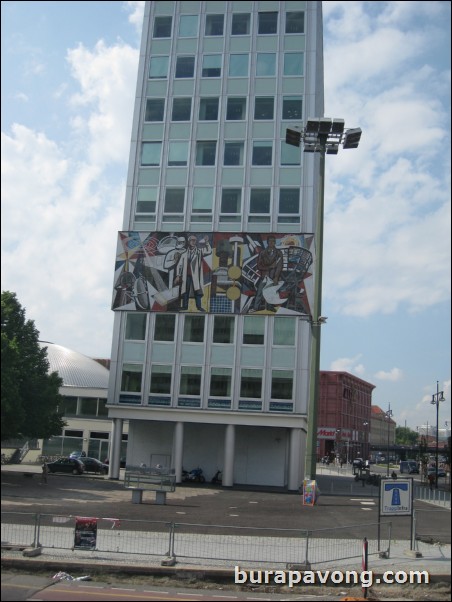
top-left (224, 142), bottom-right (244, 166)
top-left (202, 55), bottom-right (221, 77)
top-left (196, 141), bottom-right (217, 166)
top-left (97, 400), bottom-right (108, 417)
top-left (213, 315), bottom-right (235, 343)
top-left (125, 314), bottom-right (147, 340)
top-left (254, 97), bottom-right (274, 120)
top-left (284, 53), bottom-right (304, 76)
top-left (205, 14), bottom-right (224, 36)
top-left (79, 397), bottom-right (98, 417)
top-left (172, 98), bottom-right (192, 121)
top-left (164, 188), bottom-right (185, 213)
top-left (229, 54), bottom-right (249, 77)
top-left (256, 53), bottom-right (276, 76)
top-left (220, 189), bottom-right (241, 221)
top-left (249, 189), bottom-right (271, 222)
top-left (180, 366), bottom-right (202, 395)
top-left (243, 316), bottom-right (265, 344)
top-left (226, 97), bottom-right (246, 120)
top-left (210, 367), bottom-right (232, 396)
top-left (141, 142), bottom-right (162, 166)
top-left (154, 314), bottom-right (176, 341)
top-left (282, 96), bottom-right (302, 120)
top-left (150, 365), bottom-right (172, 394)
top-left (192, 188), bottom-right (213, 217)
top-left (168, 141), bottom-right (189, 166)
top-left (240, 369), bottom-right (262, 398)
top-left (273, 317), bottom-right (296, 345)
top-left (286, 11), bottom-right (304, 34)
top-left (232, 13), bottom-right (250, 35)
top-left (199, 97), bottom-right (219, 120)
top-left (281, 141), bottom-right (301, 165)
top-left (271, 370), bottom-right (293, 399)
top-left (121, 364), bottom-right (142, 392)
top-left (183, 315), bottom-right (205, 343)
top-left (258, 12), bottom-right (278, 34)
top-left (149, 56), bottom-right (169, 79)
top-left (145, 98), bottom-right (165, 122)
top-left (252, 141), bottom-right (272, 166)
top-left (278, 189), bottom-right (300, 223)
top-left (153, 16), bottom-right (172, 38)
top-left (136, 187), bottom-right (157, 214)
top-left (179, 15), bottom-right (198, 37)
top-left (62, 396), bottom-right (77, 416)
top-left (175, 56), bottom-right (195, 78)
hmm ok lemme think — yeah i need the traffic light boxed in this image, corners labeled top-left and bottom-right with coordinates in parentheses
top-left (285, 128), bottom-right (301, 147)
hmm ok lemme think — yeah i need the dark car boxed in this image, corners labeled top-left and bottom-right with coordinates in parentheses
top-left (80, 457), bottom-right (109, 475)
top-left (46, 457), bottom-right (85, 475)
top-left (428, 467), bottom-right (447, 478)
top-left (353, 458), bottom-right (364, 469)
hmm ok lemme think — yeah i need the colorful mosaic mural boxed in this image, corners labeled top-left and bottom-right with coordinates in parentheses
top-left (112, 232), bottom-right (315, 317)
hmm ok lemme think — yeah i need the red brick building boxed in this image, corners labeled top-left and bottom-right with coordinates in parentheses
top-left (317, 372), bottom-right (375, 462)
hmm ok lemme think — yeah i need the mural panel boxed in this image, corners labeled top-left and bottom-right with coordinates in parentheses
top-left (112, 232), bottom-right (315, 317)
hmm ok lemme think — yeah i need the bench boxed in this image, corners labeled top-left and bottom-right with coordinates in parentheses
top-left (124, 469), bottom-right (176, 505)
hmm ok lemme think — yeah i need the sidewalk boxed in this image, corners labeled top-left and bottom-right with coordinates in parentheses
top-left (1, 464), bottom-right (450, 581)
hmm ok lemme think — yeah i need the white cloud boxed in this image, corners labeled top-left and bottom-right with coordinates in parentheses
top-left (124, 1), bottom-right (145, 34)
top-left (321, 1), bottom-right (451, 318)
top-left (1, 37), bottom-right (140, 357)
top-left (329, 355), bottom-right (365, 376)
top-left (374, 368), bottom-right (403, 382)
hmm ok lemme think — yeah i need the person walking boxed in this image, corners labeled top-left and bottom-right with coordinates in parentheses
top-left (41, 462), bottom-right (48, 484)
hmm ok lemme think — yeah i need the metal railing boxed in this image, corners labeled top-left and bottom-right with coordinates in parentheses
top-left (1, 511), bottom-right (391, 568)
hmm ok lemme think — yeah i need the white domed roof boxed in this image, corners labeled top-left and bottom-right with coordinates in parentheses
top-left (39, 341), bottom-right (109, 389)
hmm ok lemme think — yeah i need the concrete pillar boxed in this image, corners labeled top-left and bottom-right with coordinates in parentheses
top-left (109, 418), bottom-right (123, 480)
top-left (223, 424), bottom-right (235, 487)
top-left (173, 421), bottom-right (184, 483)
top-left (288, 428), bottom-right (302, 491)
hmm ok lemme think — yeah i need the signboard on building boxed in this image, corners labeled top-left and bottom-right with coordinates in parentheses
top-left (317, 427), bottom-right (352, 440)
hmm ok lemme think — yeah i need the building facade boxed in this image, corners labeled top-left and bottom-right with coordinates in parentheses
top-left (317, 371), bottom-right (374, 463)
top-left (369, 405), bottom-right (396, 451)
top-left (107, 1), bottom-right (324, 489)
top-left (38, 343), bottom-right (128, 462)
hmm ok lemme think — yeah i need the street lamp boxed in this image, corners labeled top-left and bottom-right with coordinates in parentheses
top-left (431, 381), bottom-right (445, 489)
top-left (286, 118), bottom-right (362, 480)
top-left (385, 405), bottom-right (393, 477)
top-left (363, 421), bottom-right (369, 462)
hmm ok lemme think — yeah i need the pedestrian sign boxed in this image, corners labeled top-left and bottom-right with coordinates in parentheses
top-left (379, 478), bottom-right (412, 516)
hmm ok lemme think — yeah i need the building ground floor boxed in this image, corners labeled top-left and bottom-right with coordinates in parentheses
top-left (107, 409), bottom-right (307, 490)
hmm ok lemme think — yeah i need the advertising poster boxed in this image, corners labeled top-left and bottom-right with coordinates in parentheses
top-left (302, 479), bottom-right (317, 506)
top-left (74, 516), bottom-right (98, 550)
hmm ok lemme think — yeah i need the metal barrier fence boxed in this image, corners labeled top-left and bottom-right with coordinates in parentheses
top-left (414, 486), bottom-right (451, 508)
top-left (1, 512), bottom-right (391, 568)
top-left (413, 508), bottom-right (451, 547)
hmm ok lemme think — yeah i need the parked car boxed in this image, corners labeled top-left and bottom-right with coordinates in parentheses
top-left (69, 451), bottom-right (86, 459)
top-left (46, 457), bottom-right (85, 475)
top-left (428, 467), bottom-right (447, 478)
top-left (400, 460), bottom-right (419, 474)
top-left (80, 457), bottom-right (109, 475)
top-left (103, 457), bottom-right (127, 468)
top-left (352, 458), bottom-right (364, 469)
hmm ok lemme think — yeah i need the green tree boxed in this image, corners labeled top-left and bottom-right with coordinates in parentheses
top-left (395, 426), bottom-right (418, 446)
top-left (1, 291), bottom-right (65, 441)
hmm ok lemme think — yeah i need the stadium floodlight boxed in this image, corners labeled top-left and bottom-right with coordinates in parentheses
top-left (285, 118), bottom-right (362, 481)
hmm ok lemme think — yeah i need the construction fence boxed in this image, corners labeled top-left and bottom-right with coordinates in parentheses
top-left (1, 511), bottom-right (392, 568)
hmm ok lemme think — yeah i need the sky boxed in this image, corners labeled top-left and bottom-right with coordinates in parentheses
top-left (1, 1), bottom-right (450, 433)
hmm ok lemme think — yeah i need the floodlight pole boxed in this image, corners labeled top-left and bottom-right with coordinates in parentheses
top-left (304, 142), bottom-right (326, 480)
top-left (285, 119), bottom-right (362, 481)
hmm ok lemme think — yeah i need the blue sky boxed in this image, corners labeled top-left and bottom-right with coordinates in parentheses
top-left (1, 1), bottom-right (450, 432)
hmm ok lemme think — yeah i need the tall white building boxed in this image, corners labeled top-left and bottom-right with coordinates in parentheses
top-left (107, 1), bottom-right (324, 489)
